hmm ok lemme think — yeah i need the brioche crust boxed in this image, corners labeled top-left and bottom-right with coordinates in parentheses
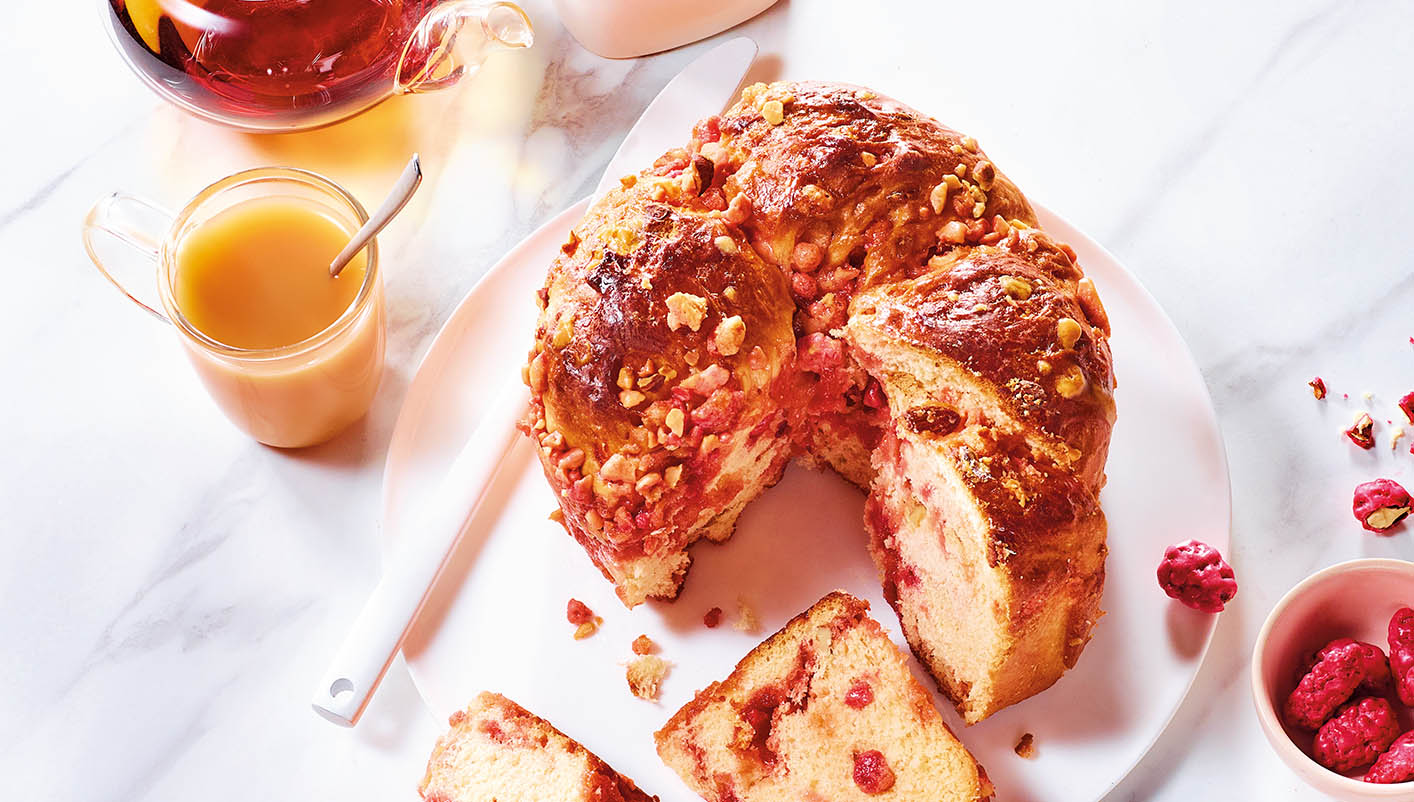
top-left (523, 80), bottom-right (1115, 720)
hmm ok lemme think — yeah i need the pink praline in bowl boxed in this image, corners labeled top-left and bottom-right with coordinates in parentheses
top-left (1253, 558), bottom-right (1414, 800)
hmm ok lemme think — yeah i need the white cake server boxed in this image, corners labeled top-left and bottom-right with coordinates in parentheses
top-left (310, 35), bottom-right (759, 727)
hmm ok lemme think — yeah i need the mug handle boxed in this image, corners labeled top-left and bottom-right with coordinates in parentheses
top-left (82, 192), bottom-right (175, 324)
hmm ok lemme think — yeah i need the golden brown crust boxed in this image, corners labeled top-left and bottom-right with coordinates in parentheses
top-left (538, 187), bottom-right (793, 453)
top-left (850, 230), bottom-right (1116, 487)
top-left (713, 81), bottom-right (1036, 335)
top-left (718, 81), bottom-right (1037, 248)
top-left (525, 184), bottom-right (795, 602)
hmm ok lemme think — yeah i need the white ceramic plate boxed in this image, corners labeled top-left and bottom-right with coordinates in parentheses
top-left (382, 198), bottom-right (1231, 802)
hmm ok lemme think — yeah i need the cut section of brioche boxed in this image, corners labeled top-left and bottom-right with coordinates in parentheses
top-left (865, 431), bottom-right (1105, 723)
top-left (420, 692), bottom-right (657, 802)
top-left (655, 592), bottom-right (992, 801)
top-left (846, 242), bottom-right (1111, 723)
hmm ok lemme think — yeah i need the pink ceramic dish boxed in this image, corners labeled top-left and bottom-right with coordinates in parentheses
top-left (1253, 559), bottom-right (1414, 800)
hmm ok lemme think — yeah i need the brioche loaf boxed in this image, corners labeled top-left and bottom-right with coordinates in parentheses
top-left (524, 81), bottom-right (1115, 721)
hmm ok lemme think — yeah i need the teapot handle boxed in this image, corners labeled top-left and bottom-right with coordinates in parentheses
top-left (395, 1), bottom-right (534, 95)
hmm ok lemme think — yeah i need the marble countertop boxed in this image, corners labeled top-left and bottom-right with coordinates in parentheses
top-left (4, 0), bottom-right (1412, 799)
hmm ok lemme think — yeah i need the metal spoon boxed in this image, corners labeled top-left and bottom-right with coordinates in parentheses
top-left (330, 154), bottom-right (423, 277)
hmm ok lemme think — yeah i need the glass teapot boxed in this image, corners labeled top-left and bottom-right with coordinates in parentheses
top-left (103, 0), bottom-right (533, 132)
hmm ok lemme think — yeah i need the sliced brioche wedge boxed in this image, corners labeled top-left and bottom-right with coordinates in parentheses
top-left (420, 692), bottom-right (657, 802)
top-left (655, 592), bottom-right (992, 801)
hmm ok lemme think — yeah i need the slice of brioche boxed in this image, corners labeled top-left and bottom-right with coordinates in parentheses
top-left (420, 692), bottom-right (657, 802)
top-left (655, 592), bottom-right (992, 801)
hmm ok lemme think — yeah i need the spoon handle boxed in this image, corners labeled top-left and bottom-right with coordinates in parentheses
top-left (330, 154), bottom-right (423, 277)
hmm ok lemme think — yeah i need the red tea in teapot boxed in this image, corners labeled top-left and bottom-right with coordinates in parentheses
top-left (108, 0), bottom-right (433, 130)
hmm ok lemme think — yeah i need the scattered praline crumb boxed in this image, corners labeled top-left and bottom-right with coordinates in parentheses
top-left (734, 596), bottom-right (760, 633)
top-left (1014, 733), bottom-right (1036, 759)
top-left (703, 607), bottom-right (723, 628)
top-left (632, 634), bottom-right (657, 655)
top-left (626, 655), bottom-right (671, 700)
top-left (568, 598), bottom-right (601, 639)
top-left (567, 598), bottom-right (594, 624)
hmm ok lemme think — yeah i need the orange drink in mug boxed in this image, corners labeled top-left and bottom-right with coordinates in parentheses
top-left (83, 167), bottom-right (386, 448)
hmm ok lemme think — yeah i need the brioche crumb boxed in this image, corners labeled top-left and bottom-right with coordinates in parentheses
top-left (1014, 732), bottom-right (1036, 758)
top-left (632, 635), bottom-right (658, 655)
top-left (627, 655), bottom-right (670, 700)
top-left (548, 508), bottom-right (564, 524)
top-left (574, 618), bottom-right (601, 640)
top-left (734, 596), bottom-right (759, 633)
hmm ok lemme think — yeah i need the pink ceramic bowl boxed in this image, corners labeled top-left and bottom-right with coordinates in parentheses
top-left (1253, 558), bottom-right (1414, 800)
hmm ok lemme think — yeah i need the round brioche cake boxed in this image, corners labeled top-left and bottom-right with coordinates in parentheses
top-left (522, 80), bottom-right (1116, 723)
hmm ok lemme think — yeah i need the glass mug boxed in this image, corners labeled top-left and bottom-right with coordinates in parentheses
top-left (82, 168), bottom-right (386, 448)
top-left (102, 0), bottom-right (533, 132)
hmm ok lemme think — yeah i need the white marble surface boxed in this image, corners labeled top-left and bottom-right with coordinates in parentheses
top-left (3, 0), bottom-right (1412, 799)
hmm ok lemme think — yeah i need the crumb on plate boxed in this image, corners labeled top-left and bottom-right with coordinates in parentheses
top-left (627, 655), bottom-right (671, 700)
top-left (734, 596), bottom-right (759, 633)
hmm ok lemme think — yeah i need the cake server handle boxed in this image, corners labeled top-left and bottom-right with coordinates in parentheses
top-left (310, 383), bottom-right (530, 726)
